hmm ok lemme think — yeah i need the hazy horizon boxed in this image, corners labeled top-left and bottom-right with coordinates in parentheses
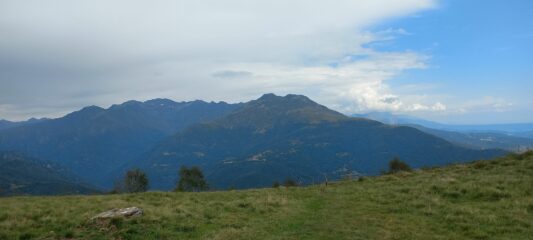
top-left (2, 93), bottom-right (533, 126)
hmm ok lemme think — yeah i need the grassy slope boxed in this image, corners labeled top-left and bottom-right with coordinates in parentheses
top-left (1, 152), bottom-right (532, 240)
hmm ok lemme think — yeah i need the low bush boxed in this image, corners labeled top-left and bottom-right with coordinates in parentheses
top-left (389, 158), bottom-right (412, 174)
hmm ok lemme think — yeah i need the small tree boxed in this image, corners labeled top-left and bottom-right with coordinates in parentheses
top-left (176, 166), bottom-right (208, 192)
top-left (123, 168), bottom-right (149, 193)
top-left (283, 178), bottom-right (298, 187)
top-left (388, 157), bottom-right (411, 174)
top-left (272, 181), bottom-right (280, 188)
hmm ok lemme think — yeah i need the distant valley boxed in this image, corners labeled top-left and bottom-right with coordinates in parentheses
top-left (354, 112), bottom-right (533, 151)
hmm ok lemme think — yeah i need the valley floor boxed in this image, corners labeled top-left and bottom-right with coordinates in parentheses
top-left (1, 152), bottom-right (532, 239)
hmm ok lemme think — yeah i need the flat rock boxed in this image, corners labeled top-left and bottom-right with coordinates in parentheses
top-left (91, 207), bottom-right (143, 220)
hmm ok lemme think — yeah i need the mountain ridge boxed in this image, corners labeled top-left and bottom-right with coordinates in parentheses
top-left (132, 94), bottom-right (506, 190)
top-left (0, 99), bottom-right (241, 188)
top-left (0, 94), bottom-right (509, 191)
top-left (0, 118), bottom-right (49, 131)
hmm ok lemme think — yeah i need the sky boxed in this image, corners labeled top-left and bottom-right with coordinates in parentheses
top-left (0, 0), bottom-right (531, 124)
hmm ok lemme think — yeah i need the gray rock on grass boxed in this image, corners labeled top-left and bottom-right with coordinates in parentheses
top-left (91, 207), bottom-right (143, 220)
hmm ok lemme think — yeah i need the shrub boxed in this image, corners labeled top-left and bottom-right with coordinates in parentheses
top-left (176, 166), bottom-right (208, 192)
top-left (123, 169), bottom-right (149, 193)
top-left (283, 178), bottom-right (298, 187)
top-left (272, 181), bottom-right (280, 188)
top-left (388, 158), bottom-right (411, 174)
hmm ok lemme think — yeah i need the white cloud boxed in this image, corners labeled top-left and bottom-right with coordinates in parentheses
top-left (404, 102), bottom-right (447, 111)
top-left (457, 96), bottom-right (513, 113)
top-left (0, 0), bottom-right (439, 120)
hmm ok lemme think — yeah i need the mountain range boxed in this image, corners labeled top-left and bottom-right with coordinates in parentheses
top-left (0, 99), bottom-right (239, 188)
top-left (132, 94), bottom-right (504, 189)
top-left (0, 94), bottom-right (509, 194)
top-left (0, 118), bottom-right (48, 131)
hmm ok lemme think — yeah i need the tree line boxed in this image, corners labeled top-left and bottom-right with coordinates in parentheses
top-left (113, 157), bottom-right (412, 193)
top-left (113, 166), bottom-right (208, 193)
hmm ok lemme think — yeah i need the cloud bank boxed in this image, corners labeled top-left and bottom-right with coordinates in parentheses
top-left (0, 0), bottom-right (442, 120)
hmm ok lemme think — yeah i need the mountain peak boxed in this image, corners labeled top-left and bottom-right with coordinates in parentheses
top-left (63, 105), bottom-right (105, 120)
top-left (77, 105), bottom-right (105, 114)
top-left (213, 93), bottom-right (347, 128)
top-left (144, 98), bottom-right (176, 105)
top-left (257, 93), bottom-right (312, 103)
top-left (250, 93), bottom-right (329, 111)
top-left (122, 100), bottom-right (142, 105)
top-left (82, 105), bottom-right (104, 111)
top-left (285, 93), bottom-right (312, 101)
top-left (257, 93), bottom-right (278, 101)
top-left (108, 100), bottom-right (143, 110)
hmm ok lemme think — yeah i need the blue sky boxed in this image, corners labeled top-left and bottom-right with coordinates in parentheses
top-left (0, 0), bottom-right (531, 124)
top-left (370, 0), bottom-right (533, 123)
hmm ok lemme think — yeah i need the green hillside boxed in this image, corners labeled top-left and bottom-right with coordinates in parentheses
top-left (1, 152), bottom-right (532, 239)
top-left (0, 151), bottom-right (99, 196)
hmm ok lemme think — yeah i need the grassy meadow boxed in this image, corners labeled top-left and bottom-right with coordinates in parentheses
top-left (1, 151), bottom-right (532, 239)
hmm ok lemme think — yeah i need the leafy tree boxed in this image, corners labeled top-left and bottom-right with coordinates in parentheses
top-left (176, 166), bottom-right (208, 192)
top-left (388, 157), bottom-right (411, 174)
top-left (272, 181), bottom-right (280, 188)
top-left (123, 168), bottom-right (149, 193)
top-left (283, 178), bottom-right (298, 187)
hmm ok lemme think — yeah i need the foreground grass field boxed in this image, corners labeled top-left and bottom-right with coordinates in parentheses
top-left (1, 152), bottom-right (532, 240)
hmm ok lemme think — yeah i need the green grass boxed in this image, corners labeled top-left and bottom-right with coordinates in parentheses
top-left (1, 151), bottom-right (532, 239)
